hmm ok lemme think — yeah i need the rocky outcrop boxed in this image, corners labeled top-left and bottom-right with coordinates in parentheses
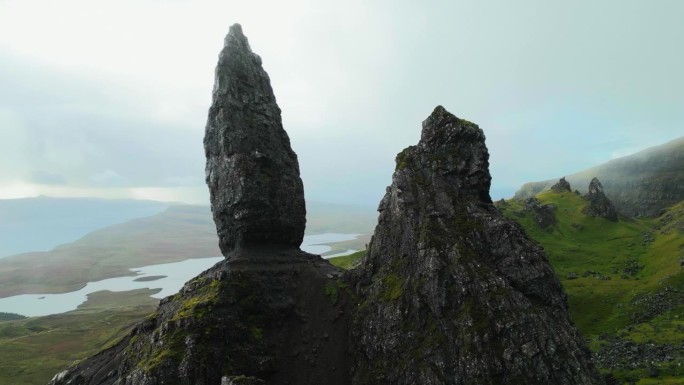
top-left (551, 177), bottom-right (572, 193)
top-left (583, 177), bottom-right (618, 221)
top-left (47, 24), bottom-right (351, 385)
top-left (523, 197), bottom-right (557, 229)
top-left (350, 106), bottom-right (601, 384)
top-left (204, 24), bottom-right (306, 255)
top-left (514, 137), bottom-right (684, 217)
top-left (47, 28), bottom-right (601, 385)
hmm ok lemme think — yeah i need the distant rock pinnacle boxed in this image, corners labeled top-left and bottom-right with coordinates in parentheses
top-left (351, 106), bottom-right (601, 384)
top-left (204, 23), bottom-right (306, 254)
top-left (583, 177), bottom-right (618, 221)
top-left (551, 177), bottom-right (572, 193)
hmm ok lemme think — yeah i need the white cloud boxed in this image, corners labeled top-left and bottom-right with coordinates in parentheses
top-left (91, 169), bottom-right (127, 186)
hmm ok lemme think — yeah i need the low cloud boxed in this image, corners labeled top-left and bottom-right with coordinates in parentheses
top-left (30, 170), bottom-right (66, 185)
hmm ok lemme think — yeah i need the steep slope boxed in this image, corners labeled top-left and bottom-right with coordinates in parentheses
top-left (514, 136), bottom-right (684, 217)
top-left (498, 191), bottom-right (684, 383)
top-left (351, 106), bottom-right (601, 384)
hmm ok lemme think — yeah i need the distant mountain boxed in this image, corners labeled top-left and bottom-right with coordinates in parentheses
top-left (0, 205), bottom-right (221, 298)
top-left (0, 200), bottom-right (374, 298)
top-left (514, 136), bottom-right (684, 217)
top-left (0, 196), bottom-right (170, 258)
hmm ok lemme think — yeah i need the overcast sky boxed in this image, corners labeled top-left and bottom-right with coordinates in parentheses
top-left (0, 0), bottom-right (682, 206)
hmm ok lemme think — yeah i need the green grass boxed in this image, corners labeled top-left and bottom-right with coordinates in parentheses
top-left (499, 193), bottom-right (684, 384)
top-left (328, 250), bottom-right (365, 270)
top-left (0, 289), bottom-right (157, 385)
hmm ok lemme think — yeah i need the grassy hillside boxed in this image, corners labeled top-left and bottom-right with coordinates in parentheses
top-left (498, 191), bottom-right (684, 384)
top-left (0, 289), bottom-right (157, 385)
top-left (513, 136), bottom-right (684, 217)
top-left (0, 205), bottom-right (222, 298)
top-left (0, 196), bottom-right (170, 258)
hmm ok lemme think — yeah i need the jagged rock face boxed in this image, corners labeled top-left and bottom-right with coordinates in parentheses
top-left (583, 177), bottom-right (618, 221)
top-left (48, 25), bottom-right (350, 385)
top-left (551, 177), bottom-right (572, 193)
top-left (523, 197), bottom-right (557, 229)
top-left (351, 106), bottom-right (601, 385)
top-left (48, 254), bottom-right (352, 385)
top-left (204, 24), bottom-right (306, 254)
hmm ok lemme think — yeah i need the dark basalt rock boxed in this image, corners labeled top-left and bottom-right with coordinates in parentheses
top-left (47, 252), bottom-right (352, 385)
top-left (47, 29), bottom-right (602, 385)
top-left (583, 177), bottom-right (618, 221)
top-left (350, 106), bottom-right (601, 385)
top-left (523, 197), bottom-right (557, 229)
top-left (551, 177), bottom-right (572, 193)
top-left (47, 24), bottom-right (350, 385)
top-left (204, 24), bottom-right (306, 255)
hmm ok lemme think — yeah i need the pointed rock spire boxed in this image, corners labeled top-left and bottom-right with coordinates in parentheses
top-left (204, 23), bottom-right (306, 255)
top-left (551, 176), bottom-right (572, 193)
top-left (352, 106), bottom-right (601, 384)
top-left (583, 177), bottom-right (618, 221)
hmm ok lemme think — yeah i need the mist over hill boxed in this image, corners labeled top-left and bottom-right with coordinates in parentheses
top-left (514, 136), bottom-right (684, 217)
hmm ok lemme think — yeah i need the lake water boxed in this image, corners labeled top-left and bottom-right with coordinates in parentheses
top-left (0, 233), bottom-right (361, 317)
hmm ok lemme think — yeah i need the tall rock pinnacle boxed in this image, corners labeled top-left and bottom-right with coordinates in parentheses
top-left (351, 106), bottom-right (601, 384)
top-left (204, 24), bottom-right (306, 254)
top-left (583, 177), bottom-right (618, 221)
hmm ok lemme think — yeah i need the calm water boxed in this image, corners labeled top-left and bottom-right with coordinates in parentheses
top-left (0, 233), bottom-right (361, 317)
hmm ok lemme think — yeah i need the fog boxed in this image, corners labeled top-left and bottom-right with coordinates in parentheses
top-left (1, 0), bottom-right (683, 205)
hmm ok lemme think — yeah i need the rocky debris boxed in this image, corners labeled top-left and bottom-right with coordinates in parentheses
top-left (204, 24), bottom-right (306, 255)
top-left (630, 288), bottom-right (684, 323)
top-left (551, 177), bottom-right (572, 193)
top-left (594, 337), bottom-right (683, 370)
top-left (222, 376), bottom-right (266, 385)
top-left (523, 197), bottom-right (557, 229)
top-left (622, 259), bottom-right (644, 276)
top-left (581, 270), bottom-right (611, 280)
top-left (583, 177), bottom-right (619, 221)
top-left (350, 106), bottom-right (601, 384)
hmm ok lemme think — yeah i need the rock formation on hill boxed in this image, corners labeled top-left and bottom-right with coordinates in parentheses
top-left (551, 177), bottom-right (572, 193)
top-left (523, 197), bottom-right (558, 229)
top-left (48, 23), bottom-right (351, 385)
top-left (48, 26), bottom-right (601, 385)
top-left (514, 137), bottom-right (684, 217)
top-left (204, 24), bottom-right (306, 255)
top-left (350, 106), bottom-right (600, 384)
top-left (583, 177), bottom-right (618, 221)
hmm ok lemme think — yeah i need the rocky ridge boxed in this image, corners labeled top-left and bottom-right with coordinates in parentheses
top-left (48, 25), bottom-right (601, 385)
top-left (350, 106), bottom-right (600, 384)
